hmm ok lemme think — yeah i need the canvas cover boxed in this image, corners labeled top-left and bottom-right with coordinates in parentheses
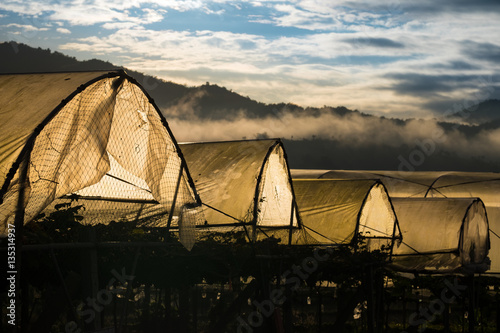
top-left (0, 71), bottom-right (200, 249)
top-left (293, 179), bottom-right (400, 251)
top-left (180, 140), bottom-right (299, 235)
top-left (391, 198), bottom-right (490, 273)
top-left (293, 169), bottom-right (499, 274)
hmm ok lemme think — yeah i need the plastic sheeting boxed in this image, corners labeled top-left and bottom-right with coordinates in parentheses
top-left (293, 179), bottom-right (400, 251)
top-left (0, 72), bottom-right (105, 184)
top-left (180, 140), bottom-right (299, 232)
top-left (391, 198), bottom-right (490, 274)
top-left (293, 169), bottom-right (499, 274)
top-left (0, 71), bottom-right (200, 249)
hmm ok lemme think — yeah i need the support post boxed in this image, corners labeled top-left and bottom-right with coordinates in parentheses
top-left (119, 246), bottom-right (141, 332)
top-left (496, 293), bottom-right (500, 333)
top-left (14, 156), bottom-right (29, 333)
top-left (179, 285), bottom-right (189, 332)
top-left (366, 265), bottom-right (375, 333)
top-left (283, 283), bottom-right (293, 333)
top-left (50, 249), bottom-right (79, 324)
top-left (288, 201), bottom-right (294, 246)
top-left (402, 286), bottom-right (407, 331)
top-left (375, 269), bottom-right (384, 332)
top-left (317, 290), bottom-right (322, 333)
top-left (444, 301), bottom-right (450, 333)
top-left (469, 275), bottom-right (475, 333)
top-left (166, 164), bottom-right (184, 233)
top-left (165, 287), bottom-right (171, 331)
top-left (88, 228), bottom-right (101, 330)
top-left (192, 287), bottom-right (198, 333)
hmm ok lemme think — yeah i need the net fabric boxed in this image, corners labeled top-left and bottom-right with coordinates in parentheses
top-left (426, 174), bottom-right (499, 274)
top-left (255, 227), bottom-right (319, 245)
top-left (180, 140), bottom-right (300, 228)
top-left (391, 198), bottom-right (490, 273)
top-left (257, 145), bottom-right (297, 227)
top-left (358, 183), bottom-right (398, 251)
top-left (392, 198), bottom-right (473, 255)
top-left (0, 77), bottom-right (118, 231)
top-left (0, 169), bottom-right (28, 234)
top-left (292, 179), bottom-right (399, 249)
top-left (0, 72), bottom-right (108, 186)
top-left (180, 140), bottom-right (272, 226)
top-left (178, 204), bottom-right (204, 250)
top-left (460, 200), bottom-right (490, 266)
top-left (292, 169), bottom-right (500, 274)
top-left (0, 75), bottom-right (200, 239)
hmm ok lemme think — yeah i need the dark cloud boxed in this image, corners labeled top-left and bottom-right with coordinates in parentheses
top-left (427, 0), bottom-right (500, 12)
top-left (384, 73), bottom-right (459, 96)
top-left (462, 41), bottom-right (500, 63)
top-left (423, 90), bottom-right (500, 115)
top-left (430, 60), bottom-right (480, 70)
top-left (343, 37), bottom-right (405, 49)
top-left (375, 0), bottom-right (500, 14)
top-left (423, 98), bottom-right (477, 115)
top-left (383, 73), bottom-right (500, 98)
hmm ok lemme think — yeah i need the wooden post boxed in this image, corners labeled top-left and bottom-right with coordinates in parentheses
top-left (462, 288), bottom-right (466, 333)
top-left (179, 286), bottom-right (189, 332)
top-left (496, 294), bottom-right (500, 333)
top-left (402, 286), bottom-right (407, 331)
top-left (375, 269), bottom-right (384, 333)
top-left (165, 287), bottom-right (171, 330)
top-left (88, 228), bottom-right (101, 330)
top-left (50, 249), bottom-right (79, 323)
top-left (444, 302), bottom-right (450, 333)
top-left (113, 293), bottom-right (118, 330)
top-left (119, 246), bottom-right (141, 332)
top-left (283, 283), bottom-right (293, 333)
top-left (469, 275), bottom-right (475, 333)
top-left (288, 201), bottom-right (294, 246)
top-left (14, 156), bottom-right (29, 333)
top-left (192, 287), bottom-right (198, 333)
top-left (366, 265), bottom-right (375, 333)
top-left (317, 290), bottom-right (322, 333)
top-left (144, 283), bottom-right (151, 325)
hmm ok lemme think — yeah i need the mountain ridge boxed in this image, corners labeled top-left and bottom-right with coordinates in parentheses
top-left (0, 41), bottom-right (378, 120)
top-left (1, 41), bottom-right (499, 172)
top-left (3, 41), bottom-right (499, 123)
top-left (449, 99), bottom-right (500, 124)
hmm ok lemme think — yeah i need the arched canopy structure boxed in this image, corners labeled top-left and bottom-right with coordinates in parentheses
top-left (391, 198), bottom-right (490, 274)
top-left (179, 139), bottom-right (300, 240)
top-left (0, 71), bottom-right (200, 248)
top-left (292, 179), bottom-right (400, 251)
top-left (293, 169), bottom-right (498, 274)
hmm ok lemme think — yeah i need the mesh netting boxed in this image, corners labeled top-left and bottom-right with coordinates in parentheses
top-left (0, 75), bottom-right (201, 247)
top-left (255, 226), bottom-right (318, 245)
top-left (460, 199), bottom-right (489, 265)
top-left (258, 144), bottom-right (298, 227)
top-left (358, 182), bottom-right (398, 251)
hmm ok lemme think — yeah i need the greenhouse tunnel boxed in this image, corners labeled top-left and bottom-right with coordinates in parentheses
top-left (0, 70), bottom-right (201, 248)
top-left (179, 139), bottom-right (302, 243)
top-left (292, 179), bottom-right (401, 251)
top-left (390, 197), bottom-right (490, 274)
top-left (293, 169), bottom-right (499, 275)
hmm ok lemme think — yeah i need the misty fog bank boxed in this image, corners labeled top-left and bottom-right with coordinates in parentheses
top-left (168, 110), bottom-right (500, 172)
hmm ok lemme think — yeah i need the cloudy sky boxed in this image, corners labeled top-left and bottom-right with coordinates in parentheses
top-left (1, 0), bottom-right (500, 118)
